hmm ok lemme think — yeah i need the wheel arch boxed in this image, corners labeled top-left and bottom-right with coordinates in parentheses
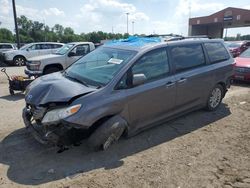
top-left (217, 81), bottom-right (227, 97)
top-left (13, 55), bottom-right (26, 61)
top-left (89, 114), bottom-right (129, 136)
top-left (43, 63), bottom-right (63, 74)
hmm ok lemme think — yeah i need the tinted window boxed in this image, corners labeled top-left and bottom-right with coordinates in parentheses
top-left (170, 44), bottom-right (205, 72)
top-left (0, 44), bottom-right (12, 49)
top-left (71, 44), bottom-right (90, 56)
top-left (53, 44), bottom-right (63, 49)
top-left (132, 49), bottom-right (169, 83)
top-left (204, 42), bottom-right (230, 64)
top-left (41, 44), bottom-right (51, 49)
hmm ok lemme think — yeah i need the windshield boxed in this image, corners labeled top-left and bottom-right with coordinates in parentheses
top-left (239, 48), bottom-right (250, 58)
top-left (225, 42), bottom-right (241, 48)
top-left (54, 44), bottom-right (74, 55)
top-left (65, 46), bottom-right (137, 87)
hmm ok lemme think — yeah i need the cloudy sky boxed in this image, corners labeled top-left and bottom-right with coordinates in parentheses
top-left (0, 0), bottom-right (250, 36)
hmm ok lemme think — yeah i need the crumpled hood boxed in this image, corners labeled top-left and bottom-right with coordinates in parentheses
top-left (28, 54), bottom-right (62, 61)
top-left (25, 72), bottom-right (96, 106)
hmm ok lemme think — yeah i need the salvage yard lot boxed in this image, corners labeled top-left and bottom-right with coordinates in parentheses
top-left (0, 67), bottom-right (250, 188)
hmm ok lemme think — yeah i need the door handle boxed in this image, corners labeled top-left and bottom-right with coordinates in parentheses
top-left (166, 81), bottom-right (175, 88)
top-left (177, 78), bottom-right (187, 84)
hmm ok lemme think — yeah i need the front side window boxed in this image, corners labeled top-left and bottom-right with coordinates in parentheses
top-left (54, 44), bottom-right (74, 55)
top-left (65, 46), bottom-right (137, 87)
top-left (170, 44), bottom-right (206, 72)
top-left (204, 42), bottom-right (230, 64)
top-left (132, 49), bottom-right (169, 83)
top-left (71, 44), bottom-right (90, 56)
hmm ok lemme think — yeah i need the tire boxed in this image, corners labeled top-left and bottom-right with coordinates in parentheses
top-left (13, 56), bottom-right (26, 66)
top-left (206, 84), bottom-right (224, 111)
top-left (87, 116), bottom-right (126, 151)
top-left (9, 89), bottom-right (14, 95)
top-left (44, 67), bottom-right (61, 75)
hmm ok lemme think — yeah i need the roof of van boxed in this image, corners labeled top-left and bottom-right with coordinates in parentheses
top-left (103, 36), bottom-right (224, 51)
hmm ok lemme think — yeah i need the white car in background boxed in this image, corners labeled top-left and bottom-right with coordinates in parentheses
top-left (25, 42), bottom-right (95, 76)
top-left (3, 42), bottom-right (64, 66)
top-left (0, 43), bottom-right (17, 53)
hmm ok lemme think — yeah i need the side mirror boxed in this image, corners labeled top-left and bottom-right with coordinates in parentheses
top-left (26, 48), bottom-right (30, 51)
top-left (68, 51), bottom-right (75, 57)
top-left (133, 73), bottom-right (146, 86)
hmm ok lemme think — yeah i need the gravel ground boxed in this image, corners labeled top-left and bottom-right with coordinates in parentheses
top-left (0, 66), bottom-right (250, 188)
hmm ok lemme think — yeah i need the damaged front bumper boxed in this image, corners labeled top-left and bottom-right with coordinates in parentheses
top-left (22, 107), bottom-right (70, 146)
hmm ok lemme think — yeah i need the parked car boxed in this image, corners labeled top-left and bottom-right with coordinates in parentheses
top-left (25, 42), bottom-right (95, 76)
top-left (23, 37), bottom-right (234, 151)
top-left (2, 42), bottom-right (64, 66)
top-left (225, 41), bottom-right (247, 57)
top-left (0, 43), bottom-right (17, 53)
top-left (234, 48), bottom-right (250, 82)
top-left (0, 43), bottom-right (17, 63)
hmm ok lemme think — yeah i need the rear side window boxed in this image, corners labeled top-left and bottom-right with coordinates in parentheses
top-left (53, 44), bottom-right (63, 49)
top-left (170, 44), bottom-right (206, 72)
top-left (204, 42), bottom-right (230, 64)
top-left (0, 44), bottom-right (12, 49)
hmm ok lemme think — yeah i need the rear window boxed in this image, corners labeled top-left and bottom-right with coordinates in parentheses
top-left (170, 44), bottom-right (206, 72)
top-left (204, 42), bottom-right (230, 64)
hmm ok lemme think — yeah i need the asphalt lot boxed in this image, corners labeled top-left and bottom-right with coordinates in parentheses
top-left (0, 66), bottom-right (250, 188)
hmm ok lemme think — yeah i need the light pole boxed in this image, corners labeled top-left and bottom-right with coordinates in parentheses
top-left (132, 21), bottom-right (134, 35)
top-left (12, 0), bottom-right (20, 49)
top-left (126, 12), bottom-right (129, 34)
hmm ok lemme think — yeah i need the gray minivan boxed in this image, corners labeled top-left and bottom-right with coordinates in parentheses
top-left (23, 37), bottom-right (234, 151)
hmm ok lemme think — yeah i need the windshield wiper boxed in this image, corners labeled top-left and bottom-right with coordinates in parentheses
top-left (63, 72), bottom-right (89, 87)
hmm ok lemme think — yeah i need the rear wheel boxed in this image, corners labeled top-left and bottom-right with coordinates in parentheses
top-left (87, 116), bottom-right (126, 151)
top-left (206, 84), bottom-right (224, 111)
top-left (13, 56), bottom-right (26, 66)
top-left (44, 67), bottom-right (61, 75)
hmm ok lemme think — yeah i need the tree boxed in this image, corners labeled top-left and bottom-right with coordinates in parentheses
top-left (0, 28), bottom-right (14, 42)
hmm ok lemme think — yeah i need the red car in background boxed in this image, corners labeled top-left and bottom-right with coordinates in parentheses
top-left (225, 41), bottom-right (248, 57)
top-left (234, 48), bottom-right (250, 82)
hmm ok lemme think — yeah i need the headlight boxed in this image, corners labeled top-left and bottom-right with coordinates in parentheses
top-left (42, 104), bottom-right (81, 124)
top-left (28, 61), bottom-right (41, 70)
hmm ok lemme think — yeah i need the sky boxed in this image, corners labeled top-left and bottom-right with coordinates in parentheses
top-left (0, 0), bottom-right (250, 37)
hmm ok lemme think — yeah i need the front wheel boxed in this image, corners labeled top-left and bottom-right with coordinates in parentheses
top-left (206, 84), bottom-right (224, 111)
top-left (13, 56), bottom-right (26, 66)
top-left (87, 116), bottom-right (126, 151)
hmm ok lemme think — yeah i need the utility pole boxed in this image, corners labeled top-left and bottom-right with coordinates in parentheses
top-left (126, 12), bottom-right (129, 34)
top-left (188, 0), bottom-right (191, 18)
top-left (132, 21), bottom-right (134, 35)
top-left (43, 19), bottom-right (46, 42)
top-left (12, 0), bottom-right (20, 49)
